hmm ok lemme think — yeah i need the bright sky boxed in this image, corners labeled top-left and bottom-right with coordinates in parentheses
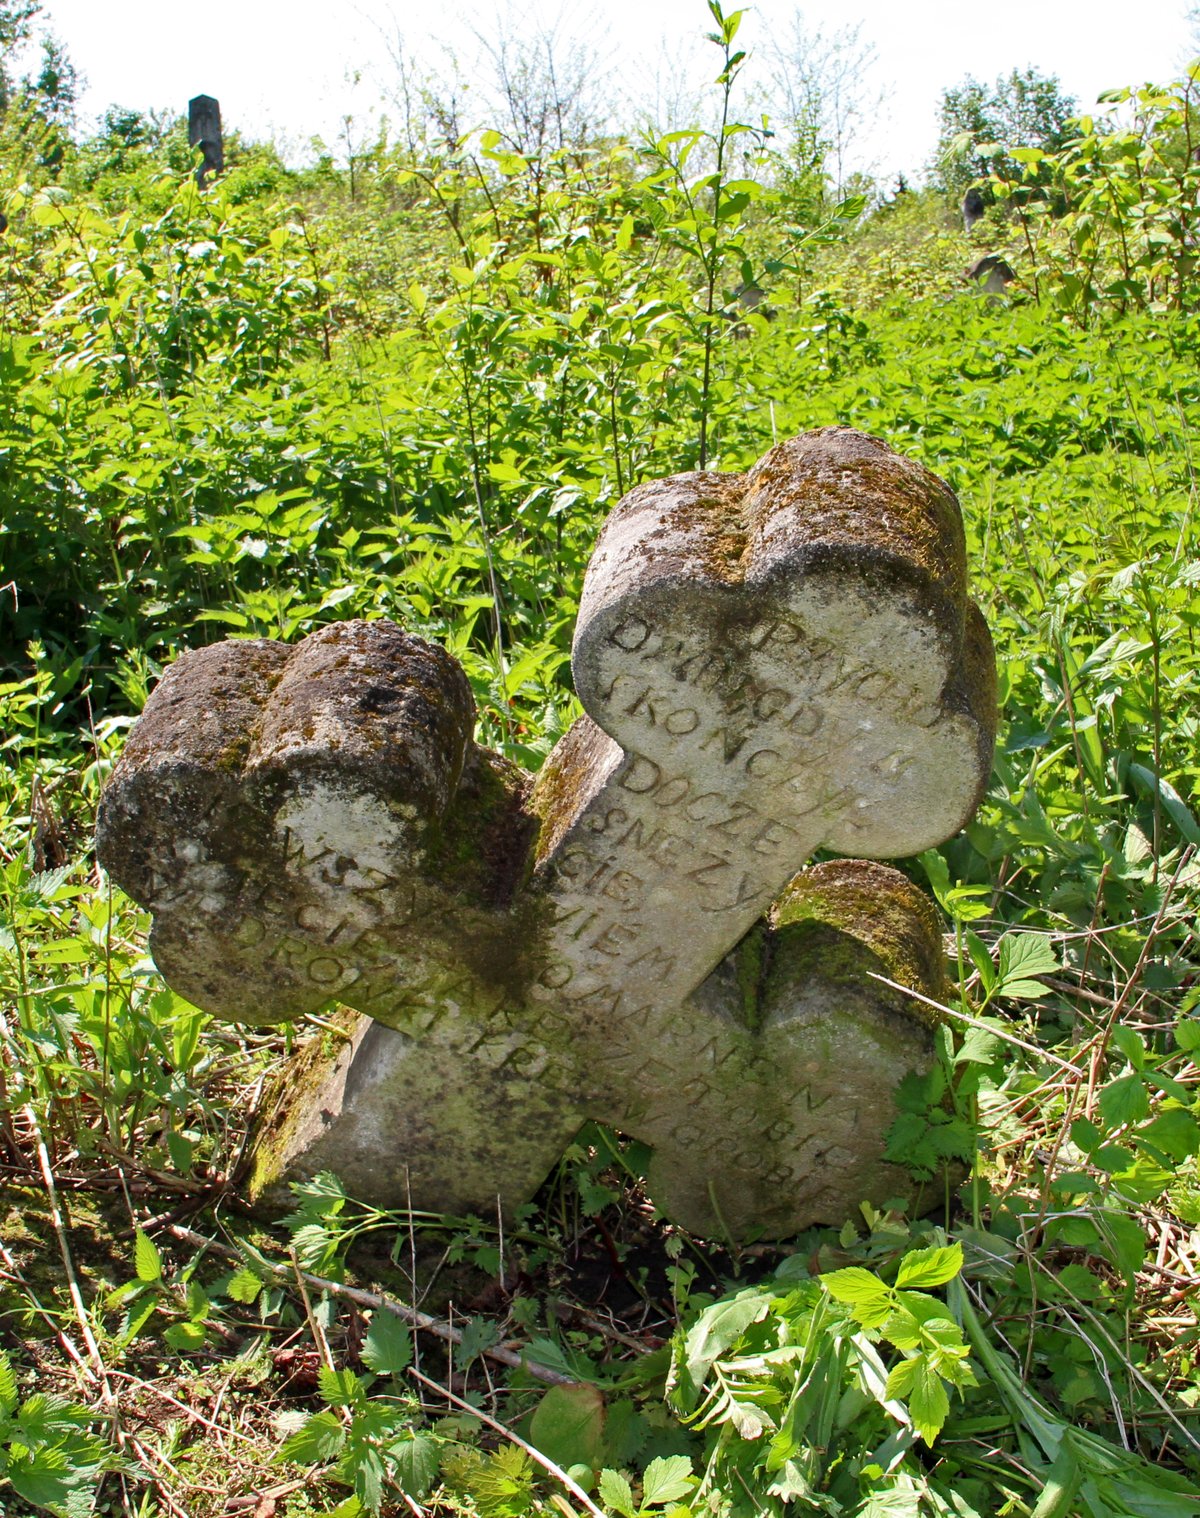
top-left (35, 0), bottom-right (1200, 183)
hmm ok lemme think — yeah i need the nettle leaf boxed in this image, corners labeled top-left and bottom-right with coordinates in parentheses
top-left (118, 1295), bottom-right (158, 1348)
top-left (163, 1320), bottom-right (207, 1353)
top-left (895, 1244), bottom-right (963, 1291)
top-left (361, 1312), bottom-right (413, 1377)
top-left (134, 1229), bottom-right (163, 1283)
top-left (7, 1445), bottom-right (79, 1512)
top-left (318, 1366), bottom-right (363, 1408)
top-left (279, 1409), bottom-right (346, 1464)
top-left (641, 1454), bottom-right (696, 1506)
top-left (17, 1393), bottom-right (88, 1441)
top-left (347, 1442), bottom-right (386, 1512)
top-left (454, 1316), bottom-right (498, 1371)
top-left (389, 1432), bottom-right (440, 1497)
top-left (226, 1267), bottom-right (263, 1305)
top-left (1098, 1073), bottom-right (1150, 1128)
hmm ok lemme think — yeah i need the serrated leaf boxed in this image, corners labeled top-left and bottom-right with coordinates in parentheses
top-left (16, 1393), bottom-right (85, 1441)
top-left (390, 1432), bottom-right (440, 1497)
top-left (996, 933), bottom-right (1059, 997)
top-left (1139, 1108), bottom-right (1200, 1162)
top-left (641, 1454), bottom-right (695, 1506)
top-left (602, 1399), bottom-right (647, 1466)
top-left (362, 1312), bottom-right (413, 1376)
top-left (226, 1267), bottom-right (262, 1305)
top-left (0, 1349), bottom-right (17, 1413)
top-left (1098, 1073), bottom-right (1150, 1128)
top-left (348, 1443), bottom-right (386, 1512)
top-left (134, 1229), bottom-right (163, 1283)
top-left (820, 1266), bottom-right (891, 1308)
top-left (1110, 1025), bottom-right (1146, 1069)
top-left (997, 977), bottom-right (1056, 1001)
top-left (895, 1243), bottom-right (963, 1290)
top-left (956, 1021), bottom-right (1003, 1064)
top-left (598, 1467), bottom-right (635, 1517)
top-left (8, 1446), bottom-right (78, 1511)
top-left (965, 929), bottom-right (995, 992)
top-left (908, 1359), bottom-right (950, 1443)
top-left (163, 1320), bottom-right (207, 1352)
top-left (884, 1355), bottom-right (920, 1400)
top-left (318, 1366), bottom-right (362, 1408)
top-left (118, 1295), bottom-right (158, 1347)
top-left (1175, 1016), bottom-right (1200, 1052)
top-left (279, 1409), bottom-right (346, 1464)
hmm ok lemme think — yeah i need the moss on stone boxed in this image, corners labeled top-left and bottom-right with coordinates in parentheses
top-left (772, 858), bottom-right (948, 1024)
top-left (247, 1004), bottom-right (363, 1206)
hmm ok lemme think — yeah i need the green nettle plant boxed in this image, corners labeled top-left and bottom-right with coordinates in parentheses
top-left (0, 1351), bottom-right (113, 1516)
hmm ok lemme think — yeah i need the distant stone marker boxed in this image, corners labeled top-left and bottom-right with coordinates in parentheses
top-left (963, 186), bottom-right (986, 231)
top-left (98, 429), bottom-right (996, 1239)
top-left (188, 94), bottom-right (223, 186)
top-left (966, 254), bottom-right (1016, 296)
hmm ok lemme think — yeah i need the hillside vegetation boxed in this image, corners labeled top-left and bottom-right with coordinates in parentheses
top-left (2, 7), bottom-right (1200, 1515)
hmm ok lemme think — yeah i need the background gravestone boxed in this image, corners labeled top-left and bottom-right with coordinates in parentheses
top-left (188, 94), bottom-right (223, 186)
top-left (98, 427), bottom-right (996, 1239)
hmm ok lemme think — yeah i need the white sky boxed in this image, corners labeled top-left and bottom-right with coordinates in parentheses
top-left (34, 0), bottom-right (1200, 184)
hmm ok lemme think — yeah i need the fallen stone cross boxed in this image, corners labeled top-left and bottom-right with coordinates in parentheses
top-left (98, 428), bottom-right (996, 1239)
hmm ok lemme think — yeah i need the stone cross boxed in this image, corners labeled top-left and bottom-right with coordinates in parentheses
top-left (97, 429), bottom-right (996, 1240)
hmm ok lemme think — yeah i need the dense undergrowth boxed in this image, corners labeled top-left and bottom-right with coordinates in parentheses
top-left (2, 8), bottom-right (1200, 1514)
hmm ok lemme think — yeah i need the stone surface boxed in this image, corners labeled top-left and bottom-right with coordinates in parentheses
top-left (188, 94), bottom-right (224, 185)
top-left (97, 427), bottom-right (997, 1239)
top-left (966, 255), bottom-right (1017, 295)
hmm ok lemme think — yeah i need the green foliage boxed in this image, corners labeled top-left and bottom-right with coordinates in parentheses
top-left (0, 1349), bottom-right (113, 1516)
top-left (660, 1235), bottom-right (973, 1511)
top-left (933, 67), bottom-right (1076, 198)
top-left (277, 1361), bottom-right (439, 1515)
top-left (994, 68), bottom-right (1200, 315)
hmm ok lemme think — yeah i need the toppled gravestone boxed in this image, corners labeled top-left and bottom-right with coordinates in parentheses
top-left (98, 428), bottom-right (997, 1239)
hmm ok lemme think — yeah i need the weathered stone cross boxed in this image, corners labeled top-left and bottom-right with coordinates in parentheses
top-left (98, 429), bottom-right (996, 1240)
